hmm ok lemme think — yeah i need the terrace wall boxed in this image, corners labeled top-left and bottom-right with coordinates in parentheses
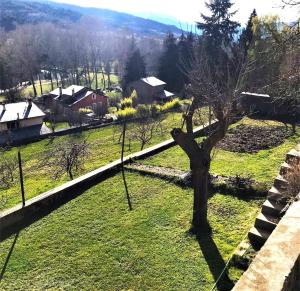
top-left (0, 121), bottom-right (218, 241)
top-left (233, 196), bottom-right (300, 291)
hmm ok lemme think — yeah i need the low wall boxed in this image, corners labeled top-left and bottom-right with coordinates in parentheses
top-left (233, 195), bottom-right (300, 291)
top-left (0, 121), bottom-right (218, 241)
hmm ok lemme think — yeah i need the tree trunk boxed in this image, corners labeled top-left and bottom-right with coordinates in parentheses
top-left (68, 170), bottom-right (73, 180)
top-left (38, 74), bottom-right (43, 95)
top-left (50, 72), bottom-right (54, 91)
top-left (31, 76), bottom-right (37, 98)
top-left (95, 68), bottom-right (98, 89)
top-left (191, 166), bottom-right (210, 231)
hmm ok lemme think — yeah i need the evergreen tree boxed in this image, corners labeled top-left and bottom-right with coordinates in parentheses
top-left (158, 32), bottom-right (184, 93)
top-left (239, 9), bottom-right (257, 56)
top-left (178, 32), bottom-right (195, 83)
top-left (197, 0), bottom-right (240, 47)
top-left (122, 39), bottom-right (146, 90)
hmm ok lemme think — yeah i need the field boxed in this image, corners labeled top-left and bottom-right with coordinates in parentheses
top-left (0, 112), bottom-right (187, 210)
top-left (20, 73), bottom-right (119, 98)
top-left (0, 172), bottom-right (263, 290)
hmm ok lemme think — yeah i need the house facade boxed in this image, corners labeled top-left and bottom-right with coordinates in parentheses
top-left (0, 101), bottom-right (45, 133)
top-left (127, 76), bottom-right (175, 104)
top-left (48, 85), bottom-right (108, 114)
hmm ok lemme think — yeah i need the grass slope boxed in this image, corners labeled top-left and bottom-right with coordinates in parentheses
top-left (0, 112), bottom-right (185, 210)
top-left (142, 118), bottom-right (300, 188)
top-left (0, 172), bottom-right (263, 290)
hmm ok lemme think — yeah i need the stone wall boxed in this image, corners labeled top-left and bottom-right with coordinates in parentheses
top-left (233, 195), bottom-right (300, 291)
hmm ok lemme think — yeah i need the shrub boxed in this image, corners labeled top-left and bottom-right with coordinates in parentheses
top-left (136, 104), bottom-right (151, 119)
top-left (117, 107), bottom-right (137, 120)
top-left (121, 97), bottom-right (133, 109)
top-left (79, 108), bottom-right (93, 114)
top-left (161, 98), bottom-right (181, 112)
top-left (150, 104), bottom-right (161, 117)
top-left (130, 90), bottom-right (138, 107)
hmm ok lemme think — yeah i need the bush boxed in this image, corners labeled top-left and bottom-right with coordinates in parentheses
top-left (161, 98), bottom-right (181, 112)
top-left (117, 107), bottom-right (137, 120)
top-left (107, 92), bottom-right (122, 107)
top-left (136, 104), bottom-right (151, 119)
top-left (130, 90), bottom-right (138, 107)
top-left (121, 97), bottom-right (133, 109)
top-left (150, 104), bottom-right (161, 117)
top-left (79, 108), bottom-right (93, 114)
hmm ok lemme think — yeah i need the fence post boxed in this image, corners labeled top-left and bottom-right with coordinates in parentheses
top-left (18, 149), bottom-right (25, 207)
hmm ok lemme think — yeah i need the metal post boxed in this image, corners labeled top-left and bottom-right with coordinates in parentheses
top-left (18, 149), bottom-right (25, 207)
top-left (121, 121), bottom-right (132, 211)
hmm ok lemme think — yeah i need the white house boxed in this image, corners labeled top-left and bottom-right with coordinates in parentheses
top-left (0, 100), bottom-right (45, 133)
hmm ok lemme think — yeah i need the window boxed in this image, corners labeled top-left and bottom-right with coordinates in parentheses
top-left (92, 103), bottom-right (97, 110)
top-left (92, 94), bottom-right (97, 100)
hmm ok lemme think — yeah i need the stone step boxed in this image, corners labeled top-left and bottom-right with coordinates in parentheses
top-left (248, 226), bottom-right (272, 249)
top-left (262, 199), bottom-right (286, 216)
top-left (279, 162), bottom-right (292, 176)
top-left (286, 149), bottom-right (300, 164)
top-left (255, 212), bottom-right (279, 231)
top-left (273, 174), bottom-right (288, 190)
top-left (268, 186), bottom-right (288, 203)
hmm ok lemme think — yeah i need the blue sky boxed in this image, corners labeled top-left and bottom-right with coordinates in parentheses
top-left (51, 0), bottom-right (299, 24)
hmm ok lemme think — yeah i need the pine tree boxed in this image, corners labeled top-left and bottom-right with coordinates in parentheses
top-left (122, 39), bottom-right (146, 90)
top-left (240, 9), bottom-right (257, 56)
top-left (197, 0), bottom-right (240, 47)
top-left (158, 32), bottom-right (184, 93)
top-left (178, 32), bottom-right (195, 83)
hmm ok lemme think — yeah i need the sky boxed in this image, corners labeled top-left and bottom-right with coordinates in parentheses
top-left (50, 0), bottom-right (299, 25)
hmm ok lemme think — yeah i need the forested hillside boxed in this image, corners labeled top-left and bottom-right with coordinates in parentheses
top-left (0, 0), bottom-right (182, 36)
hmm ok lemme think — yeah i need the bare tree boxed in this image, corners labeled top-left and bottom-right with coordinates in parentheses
top-left (170, 38), bottom-right (245, 232)
top-left (0, 154), bottom-right (18, 189)
top-left (43, 140), bottom-right (89, 180)
top-left (130, 118), bottom-right (164, 150)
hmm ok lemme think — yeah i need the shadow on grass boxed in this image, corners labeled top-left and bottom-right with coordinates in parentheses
top-left (196, 230), bottom-right (234, 291)
top-left (0, 232), bottom-right (19, 281)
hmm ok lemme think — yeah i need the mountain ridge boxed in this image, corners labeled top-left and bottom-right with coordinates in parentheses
top-left (0, 0), bottom-right (184, 36)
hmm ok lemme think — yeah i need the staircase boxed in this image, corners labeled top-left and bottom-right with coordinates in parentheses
top-left (248, 146), bottom-right (300, 249)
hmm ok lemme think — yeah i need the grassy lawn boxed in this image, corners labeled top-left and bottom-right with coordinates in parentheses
top-left (44, 122), bottom-right (70, 131)
top-left (0, 112), bottom-right (187, 211)
top-left (142, 118), bottom-right (300, 189)
top-left (19, 73), bottom-right (119, 98)
top-left (0, 172), bottom-right (263, 290)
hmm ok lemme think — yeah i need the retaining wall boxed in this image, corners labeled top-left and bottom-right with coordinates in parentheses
top-left (0, 121), bottom-right (218, 241)
top-left (233, 195), bottom-right (300, 291)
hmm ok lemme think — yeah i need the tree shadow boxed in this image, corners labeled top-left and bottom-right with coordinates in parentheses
top-left (0, 232), bottom-right (19, 281)
top-left (196, 229), bottom-right (234, 291)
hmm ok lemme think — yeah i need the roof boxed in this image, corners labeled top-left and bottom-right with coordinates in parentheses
top-left (158, 90), bottom-right (175, 99)
top-left (0, 102), bottom-right (45, 123)
top-left (141, 77), bottom-right (166, 87)
top-left (72, 91), bottom-right (94, 105)
top-left (49, 85), bottom-right (86, 97)
top-left (241, 92), bottom-right (271, 98)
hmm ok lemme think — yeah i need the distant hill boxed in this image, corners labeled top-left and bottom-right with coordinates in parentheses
top-left (0, 0), bottom-right (81, 30)
top-left (0, 0), bottom-right (183, 36)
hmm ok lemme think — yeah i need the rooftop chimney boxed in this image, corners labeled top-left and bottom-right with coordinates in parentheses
top-left (72, 88), bottom-right (75, 96)
top-left (59, 86), bottom-right (62, 96)
top-left (2, 102), bottom-right (6, 111)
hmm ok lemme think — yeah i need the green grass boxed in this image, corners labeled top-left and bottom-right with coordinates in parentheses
top-left (142, 118), bottom-right (300, 189)
top-left (0, 172), bottom-right (263, 290)
top-left (0, 112), bottom-right (187, 211)
top-left (44, 122), bottom-right (70, 131)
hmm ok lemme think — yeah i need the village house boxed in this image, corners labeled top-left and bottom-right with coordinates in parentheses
top-left (126, 76), bottom-right (175, 104)
top-left (0, 100), bottom-right (45, 133)
top-left (48, 85), bottom-right (108, 114)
